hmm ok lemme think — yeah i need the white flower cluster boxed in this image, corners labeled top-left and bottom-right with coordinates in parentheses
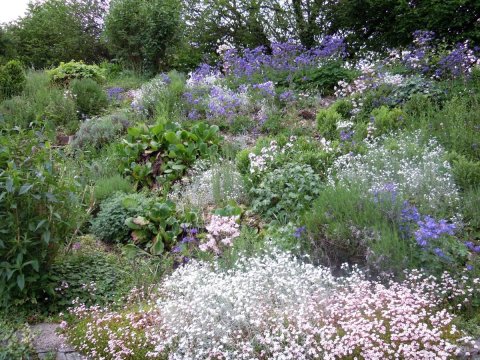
top-left (329, 131), bottom-right (460, 212)
top-left (248, 140), bottom-right (279, 174)
top-left (336, 120), bottom-right (354, 130)
top-left (199, 215), bottom-right (240, 254)
top-left (143, 251), bottom-right (473, 359)
top-left (248, 137), bottom-right (297, 174)
top-left (168, 161), bottom-right (246, 212)
top-left (65, 250), bottom-right (478, 359)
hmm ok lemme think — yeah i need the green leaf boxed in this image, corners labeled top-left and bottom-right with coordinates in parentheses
top-left (19, 184), bottom-right (33, 195)
top-left (151, 235), bottom-right (164, 255)
top-left (17, 274), bottom-right (25, 290)
top-left (5, 178), bottom-right (14, 193)
top-left (164, 131), bottom-right (180, 144)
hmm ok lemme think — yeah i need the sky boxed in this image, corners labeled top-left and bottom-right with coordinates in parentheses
top-left (0, 0), bottom-right (30, 24)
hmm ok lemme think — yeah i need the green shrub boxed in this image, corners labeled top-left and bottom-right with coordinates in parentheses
top-left (48, 61), bottom-right (105, 85)
top-left (43, 90), bottom-right (79, 133)
top-left (70, 78), bottom-right (108, 117)
top-left (461, 187), bottom-right (480, 234)
top-left (71, 112), bottom-right (130, 150)
top-left (302, 185), bottom-right (414, 272)
top-left (0, 60), bottom-right (26, 100)
top-left (331, 99), bottom-right (353, 118)
top-left (90, 192), bottom-right (153, 244)
top-left (235, 149), bottom-right (251, 175)
top-left (0, 96), bottom-right (37, 129)
top-left (0, 128), bottom-right (83, 307)
top-left (404, 94), bottom-right (480, 161)
top-left (293, 61), bottom-right (357, 95)
top-left (316, 107), bottom-right (342, 139)
top-left (370, 106), bottom-right (405, 136)
top-left (448, 153), bottom-right (480, 191)
top-left (94, 175), bottom-right (134, 203)
top-left (250, 163), bottom-right (321, 221)
top-left (119, 120), bottom-right (220, 189)
top-left (46, 244), bottom-right (133, 312)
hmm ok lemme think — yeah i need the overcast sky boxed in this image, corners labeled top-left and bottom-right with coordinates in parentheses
top-left (0, 0), bottom-right (30, 24)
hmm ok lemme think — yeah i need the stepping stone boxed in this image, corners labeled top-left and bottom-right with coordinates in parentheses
top-left (30, 323), bottom-right (85, 360)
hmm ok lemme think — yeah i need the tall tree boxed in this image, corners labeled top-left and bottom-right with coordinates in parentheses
top-left (104, 0), bottom-right (181, 72)
top-left (8, 0), bottom-right (108, 68)
top-left (326, 0), bottom-right (480, 53)
top-left (291, 0), bottom-right (327, 49)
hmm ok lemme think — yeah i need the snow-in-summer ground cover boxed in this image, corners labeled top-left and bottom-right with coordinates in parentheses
top-left (2, 30), bottom-right (480, 359)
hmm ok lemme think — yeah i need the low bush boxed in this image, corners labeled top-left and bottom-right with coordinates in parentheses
top-left (0, 60), bottom-right (26, 100)
top-left (70, 78), bottom-right (108, 117)
top-left (71, 112), bottom-right (130, 150)
top-left (316, 107), bottom-right (342, 139)
top-left (43, 90), bottom-right (79, 133)
top-left (90, 192), bottom-right (153, 244)
top-left (303, 185), bottom-right (413, 271)
top-left (250, 163), bottom-right (321, 221)
top-left (46, 242), bottom-right (133, 312)
top-left (292, 61), bottom-right (357, 95)
top-left (93, 175), bottom-right (134, 203)
top-left (48, 61), bottom-right (105, 85)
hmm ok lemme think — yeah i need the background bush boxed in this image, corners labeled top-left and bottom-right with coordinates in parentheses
top-left (70, 78), bottom-right (108, 117)
top-left (71, 112), bottom-right (130, 150)
top-left (0, 60), bottom-right (26, 100)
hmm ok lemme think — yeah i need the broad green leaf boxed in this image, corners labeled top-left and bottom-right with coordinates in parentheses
top-left (19, 184), bottom-right (33, 195)
top-left (17, 274), bottom-right (25, 290)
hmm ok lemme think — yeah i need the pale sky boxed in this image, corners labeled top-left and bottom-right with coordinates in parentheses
top-left (0, 0), bottom-right (30, 24)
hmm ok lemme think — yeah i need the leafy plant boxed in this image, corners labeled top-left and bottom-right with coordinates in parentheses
top-left (0, 60), bottom-right (26, 100)
top-left (370, 106), bottom-right (405, 136)
top-left (119, 120), bottom-right (220, 189)
top-left (48, 60), bottom-right (105, 85)
top-left (70, 78), bottom-right (108, 117)
top-left (316, 106), bottom-right (342, 139)
top-left (90, 192), bottom-right (153, 244)
top-left (125, 200), bottom-right (197, 255)
top-left (70, 112), bottom-right (130, 150)
top-left (46, 246), bottom-right (133, 312)
top-left (250, 163), bottom-right (321, 221)
top-left (0, 128), bottom-right (83, 307)
top-left (292, 61), bottom-right (356, 95)
top-left (94, 175), bottom-right (134, 203)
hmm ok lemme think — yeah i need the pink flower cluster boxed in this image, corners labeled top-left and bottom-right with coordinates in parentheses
top-left (63, 251), bottom-right (478, 359)
top-left (198, 215), bottom-right (240, 254)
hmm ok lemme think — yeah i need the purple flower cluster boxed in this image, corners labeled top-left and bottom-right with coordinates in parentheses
top-left (435, 42), bottom-right (480, 79)
top-left (279, 90), bottom-right (296, 103)
top-left (372, 182), bottom-right (398, 204)
top-left (293, 226), bottom-right (306, 239)
top-left (207, 86), bottom-right (247, 121)
top-left (222, 38), bottom-right (346, 80)
top-left (403, 31), bottom-right (435, 74)
top-left (252, 81), bottom-right (275, 97)
top-left (106, 87), bottom-right (125, 101)
top-left (465, 241), bottom-right (480, 253)
top-left (414, 216), bottom-right (456, 247)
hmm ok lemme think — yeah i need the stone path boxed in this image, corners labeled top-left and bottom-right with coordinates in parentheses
top-left (30, 323), bottom-right (85, 360)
